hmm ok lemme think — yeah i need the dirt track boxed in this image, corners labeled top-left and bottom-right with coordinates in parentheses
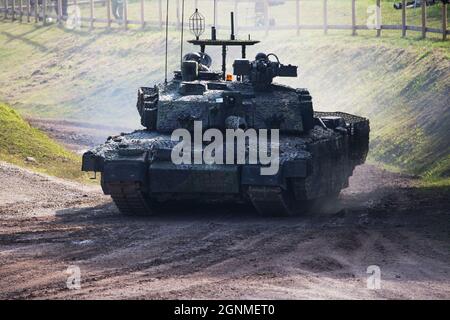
top-left (0, 159), bottom-right (449, 299)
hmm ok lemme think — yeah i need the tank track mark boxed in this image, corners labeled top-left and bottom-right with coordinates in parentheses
top-left (108, 182), bottom-right (153, 216)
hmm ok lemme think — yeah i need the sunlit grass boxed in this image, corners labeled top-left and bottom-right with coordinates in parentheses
top-left (0, 102), bottom-right (91, 182)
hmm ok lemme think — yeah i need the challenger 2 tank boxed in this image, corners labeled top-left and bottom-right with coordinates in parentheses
top-left (81, 35), bottom-right (369, 217)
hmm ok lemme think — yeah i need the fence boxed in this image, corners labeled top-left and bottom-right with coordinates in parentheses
top-left (0, 0), bottom-right (448, 40)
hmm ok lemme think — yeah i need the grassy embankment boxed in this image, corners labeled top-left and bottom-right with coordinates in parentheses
top-left (0, 103), bottom-right (88, 181)
top-left (275, 35), bottom-right (450, 187)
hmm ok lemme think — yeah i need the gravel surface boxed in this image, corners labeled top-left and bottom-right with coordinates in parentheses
top-left (0, 161), bottom-right (449, 299)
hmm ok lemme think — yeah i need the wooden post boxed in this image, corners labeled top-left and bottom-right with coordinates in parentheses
top-left (19, 0), bottom-right (23, 22)
top-left (443, 1), bottom-right (448, 41)
top-left (421, 0), bottom-right (426, 39)
top-left (42, 0), bottom-right (46, 25)
top-left (123, 0), bottom-right (127, 30)
top-left (376, 0), bottom-right (381, 37)
top-left (4, 0), bottom-right (7, 19)
top-left (402, 0), bottom-right (406, 37)
top-left (323, 0), bottom-right (327, 35)
top-left (26, 0), bottom-right (30, 22)
top-left (57, 0), bottom-right (62, 25)
top-left (158, 0), bottom-right (162, 29)
top-left (106, 0), bottom-right (111, 29)
top-left (351, 0), bottom-right (356, 36)
top-left (89, 0), bottom-right (94, 29)
top-left (140, 0), bottom-right (145, 29)
top-left (34, 0), bottom-right (38, 23)
top-left (296, 0), bottom-right (300, 36)
top-left (12, 0), bottom-right (15, 21)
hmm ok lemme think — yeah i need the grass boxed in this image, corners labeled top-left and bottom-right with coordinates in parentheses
top-left (0, 102), bottom-right (89, 181)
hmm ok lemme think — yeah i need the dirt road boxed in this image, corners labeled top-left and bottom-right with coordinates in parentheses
top-left (0, 159), bottom-right (449, 299)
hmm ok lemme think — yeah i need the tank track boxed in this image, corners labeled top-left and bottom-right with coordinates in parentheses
top-left (107, 182), bottom-right (153, 216)
top-left (246, 185), bottom-right (313, 216)
top-left (247, 186), bottom-right (291, 216)
top-left (247, 180), bottom-right (342, 217)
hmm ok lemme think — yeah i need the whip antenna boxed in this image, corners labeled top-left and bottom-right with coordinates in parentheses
top-left (164, 0), bottom-right (170, 84)
top-left (180, 0), bottom-right (185, 69)
top-left (214, 0), bottom-right (216, 25)
top-left (212, 0), bottom-right (217, 40)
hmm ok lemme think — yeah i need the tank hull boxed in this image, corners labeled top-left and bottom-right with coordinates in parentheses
top-left (82, 112), bottom-right (369, 216)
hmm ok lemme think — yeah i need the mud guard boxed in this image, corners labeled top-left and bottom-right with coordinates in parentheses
top-left (101, 153), bottom-right (148, 195)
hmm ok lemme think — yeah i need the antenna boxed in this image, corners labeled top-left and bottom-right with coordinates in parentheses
top-left (164, 0), bottom-right (170, 84)
top-left (214, 0), bottom-right (217, 26)
top-left (230, 12), bottom-right (235, 40)
top-left (211, 0), bottom-right (217, 40)
top-left (180, 0), bottom-right (185, 69)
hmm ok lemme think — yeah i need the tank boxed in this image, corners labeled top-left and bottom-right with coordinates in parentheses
top-left (81, 29), bottom-right (369, 217)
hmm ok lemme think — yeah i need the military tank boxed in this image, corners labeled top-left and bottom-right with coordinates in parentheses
top-left (82, 12), bottom-right (369, 217)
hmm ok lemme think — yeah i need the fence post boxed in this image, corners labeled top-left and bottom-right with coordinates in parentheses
top-left (57, 0), bottom-right (62, 25)
top-left (376, 0), bottom-right (381, 37)
top-left (106, 0), bottom-right (111, 29)
top-left (89, 0), bottom-right (94, 29)
top-left (351, 0), bottom-right (356, 36)
top-left (421, 0), bottom-right (426, 39)
top-left (140, 0), bottom-right (145, 29)
top-left (12, 0), bottom-right (15, 21)
top-left (443, 1), bottom-right (448, 41)
top-left (401, 0), bottom-right (406, 37)
top-left (26, 0), bottom-right (30, 22)
top-left (34, 0), bottom-right (37, 23)
top-left (323, 0), bottom-right (327, 35)
top-left (4, 0), bottom-right (7, 19)
top-left (42, 0), bottom-right (46, 25)
top-left (296, 0), bottom-right (300, 36)
top-left (19, 0), bottom-right (23, 22)
top-left (123, 0), bottom-right (127, 30)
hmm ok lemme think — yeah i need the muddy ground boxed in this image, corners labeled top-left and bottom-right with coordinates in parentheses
top-left (0, 121), bottom-right (449, 299)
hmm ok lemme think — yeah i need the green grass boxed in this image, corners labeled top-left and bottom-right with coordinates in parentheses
top-left (0, 102), bottom-right (89, 181)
